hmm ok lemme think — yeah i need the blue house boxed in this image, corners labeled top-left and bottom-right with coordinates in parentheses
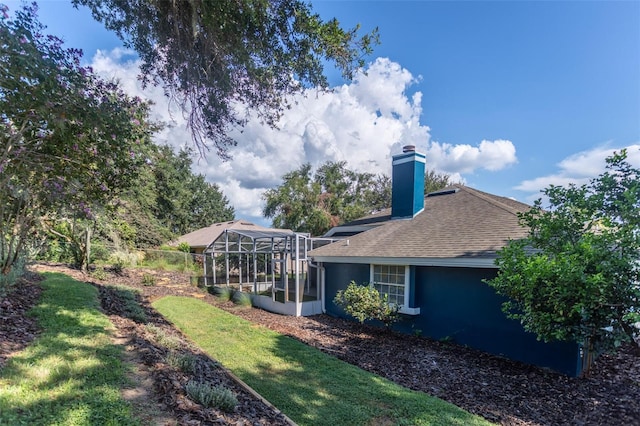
top-left (309, 145), bottom-right (588, 376)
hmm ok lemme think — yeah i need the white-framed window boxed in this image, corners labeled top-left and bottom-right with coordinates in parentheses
top-left (370, 264), bottom-right (409, 306)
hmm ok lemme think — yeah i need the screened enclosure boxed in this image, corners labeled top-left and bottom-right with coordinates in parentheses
top-left (202, 227), bottom-right (336, 316)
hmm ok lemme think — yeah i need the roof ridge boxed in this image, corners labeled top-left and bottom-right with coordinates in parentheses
top-left (458, 185), bottom-right (527, 217)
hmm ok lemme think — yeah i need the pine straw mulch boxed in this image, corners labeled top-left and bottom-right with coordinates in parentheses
top-left (2, 263), bottom-right (639, 426)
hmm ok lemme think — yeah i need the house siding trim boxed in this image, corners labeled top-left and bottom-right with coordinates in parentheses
top-left (311, 256), bottom-right (498, 268)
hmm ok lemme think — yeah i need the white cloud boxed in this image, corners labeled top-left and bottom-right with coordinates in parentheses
top-left (515, 144), bottom-right (640, 202)
top-left (427, 139), bottom-right (518, 174)
top-left (91, 52), bottom-right (520, 225)
top-left (91, 49), bottom-right (192, 149)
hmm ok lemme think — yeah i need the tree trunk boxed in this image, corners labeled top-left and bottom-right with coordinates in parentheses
top-left (80, 226), bottom-right (92, 273)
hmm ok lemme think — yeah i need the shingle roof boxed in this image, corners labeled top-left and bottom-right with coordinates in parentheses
top-left (174, 220), bottom-right (292, 249)
top-left (309, 185), bottom-right (531, 261)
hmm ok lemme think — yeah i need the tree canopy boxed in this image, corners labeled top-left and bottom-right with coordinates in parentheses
top-left (151, 145), bottom-right (234, 236)
top-left (73, 0), bottom-right (379, 157)
top-left (486, 150), bottom-right (640, 353)
top-left (262, 161), bottom-right (376, 236)
top-left (41, 145), bottom-right (236, 268)
top-left (0, 3), bottom-right (155, 276)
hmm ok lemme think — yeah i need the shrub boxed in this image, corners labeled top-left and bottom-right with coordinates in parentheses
top-left (211, 286), bottom-right (232, 302)
top-left (92, 266), bottom-right (108, 281)
top-left (107, 285), bottom-right (147, 323)
top-left (166, 351), bottom-right (197, 373)
top-left (334, 281), bottom-right (399, 327)
top-left (37, 239), bottom-right (73, 263)
top-left (145, 324), bottom-right (182, 349)
top-left (0, 257), bottom-right (25, 297)
top-left (185, 381), bottom-right (238, 412)
top-left (108, 251), bottom-right (142, 271)
top-left (141, 273), bottom-right (156, 286)
top-left (232, 290), bottom-right (252, 307)
top-left (177, 242), bottom-right (191, 253)
top-left (89, 242), bottom-right (111, 263)
top-left (141, 248), bottom-right (196, 273)
top-left (111, 260), bottom-right (125, 275)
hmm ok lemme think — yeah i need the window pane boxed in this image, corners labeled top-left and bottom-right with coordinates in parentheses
top-left (371, 264), bottom-right (406, 306)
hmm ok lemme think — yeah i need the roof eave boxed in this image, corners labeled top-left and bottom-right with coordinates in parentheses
top-left (310, 255), bottom-right (498, 268)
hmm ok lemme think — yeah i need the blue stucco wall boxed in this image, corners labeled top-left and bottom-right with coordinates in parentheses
top-left (323, 263), bottom-right (583, 376)
top-left (324, 263), bottom-right (370, 315)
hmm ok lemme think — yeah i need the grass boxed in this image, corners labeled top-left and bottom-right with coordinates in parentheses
top-left (153, 296), bottom-right (494, 426)
top-left (0, 273), bottom-right (139, 426)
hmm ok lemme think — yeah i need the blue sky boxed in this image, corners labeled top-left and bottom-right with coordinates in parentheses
top-left (312, 1), bottom-right (640, 188)
top-left (5, 0), bottom-right (640, 225)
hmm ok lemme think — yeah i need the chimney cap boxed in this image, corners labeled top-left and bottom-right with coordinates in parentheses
top-left (402, 145), bottom-right (416, 153)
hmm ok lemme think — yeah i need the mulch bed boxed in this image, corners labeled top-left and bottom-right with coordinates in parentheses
top-left (3, 264), bottom-right (640, 425)
top-left (231, 309), bottom-right (640, 426)
top-left (0, 272), bottom-right (42, 368)
top-left (98, 283), bottom-right (292, 426)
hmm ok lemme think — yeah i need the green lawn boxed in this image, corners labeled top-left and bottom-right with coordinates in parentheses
top-left (154, 296), bottom-right (494, 426)
top-left (0, 273), bottom-right (139, 426)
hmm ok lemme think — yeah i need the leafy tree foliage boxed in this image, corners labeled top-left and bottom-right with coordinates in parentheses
top-left (107, 163), bottom-right (173, 249)
top-left (361, 174), bottom-right (392, 213)
top-left (363, 169), bottom-right (459, 208)
top-left (334, 281), bottom-right (399, 328)
top-left (263, 161), bottom-right (381, 236)
top-left (40, 145), bottom-right (236, 264)
top-left (0, 3), bottom-right (155, 275)
top-left (486, 151), bottom-right (640, 352)
top-left (74, 0), bottom-right (379, 157)
top-left (424, 170), bottom-right (457, 194)
top-left (152, 145), bottom-right (234, 236)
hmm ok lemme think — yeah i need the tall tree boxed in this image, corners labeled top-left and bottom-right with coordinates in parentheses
top-left (0, 3), bottom-right (155, 275)
top-left (486, 150), bottom-right (640, 353)
top-left (362, 169), bottom-right (459, 210)
top-left (110, 160), bottom-right (173, 249)
top-left (40, 144), bottom-right (235, 263)
top-left (361, 174), bottom-right (392, 213)
top-left (74, 0), bottom-right (379, 157)
top-left (153, 145), bottom-right (234, 236)
top-left (263, 161), bottom-right (381, 236)
top-left (263, 163), bottom-right (326, 235)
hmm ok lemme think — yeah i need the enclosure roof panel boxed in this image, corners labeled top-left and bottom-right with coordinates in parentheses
top-left (173, 220), bottom-right (293, 249)
top-left (226, 229), bottom-right (297, 240)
